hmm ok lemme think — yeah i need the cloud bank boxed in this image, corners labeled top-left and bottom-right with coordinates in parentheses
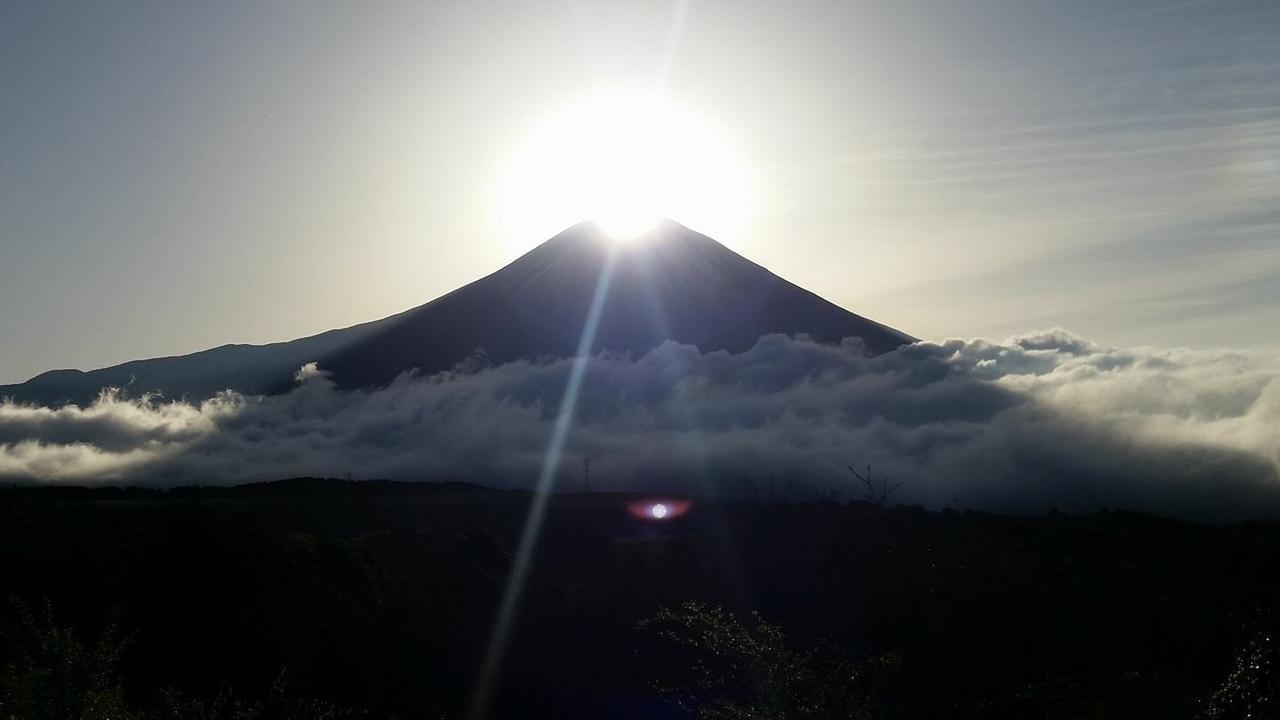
top-left (2, 331), bottom-right (1278, 520)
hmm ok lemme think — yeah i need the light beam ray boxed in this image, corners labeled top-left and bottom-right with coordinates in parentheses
top-left (653, 0), bottom-right (691, 97)
top-left (467, 243), bottom-right (620, 720)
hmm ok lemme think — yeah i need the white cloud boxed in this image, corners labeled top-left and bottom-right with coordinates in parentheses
top-left (1, 331), bottom-right (1277, 520)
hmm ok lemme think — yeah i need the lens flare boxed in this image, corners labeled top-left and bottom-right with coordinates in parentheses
top-left (627, 498), bottom-right (691, 520)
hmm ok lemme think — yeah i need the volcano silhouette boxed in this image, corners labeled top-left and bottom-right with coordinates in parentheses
top-left (2, 221), bottom-right (913, 405)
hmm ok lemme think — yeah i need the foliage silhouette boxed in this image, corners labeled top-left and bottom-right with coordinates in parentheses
top-left (1201, 620), bottom-right (1280, 720)
top-left (0, 597), bottom-right (133, 720)
top-left (642, 601), bottom-right (869, 719)
top-left (0, 598), bottom-right (361, 720)
top-left (2, 480), bottom-right (1279, 718)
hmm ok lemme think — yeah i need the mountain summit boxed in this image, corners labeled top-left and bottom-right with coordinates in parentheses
top-left (2, 221), bottom-right (913, 405)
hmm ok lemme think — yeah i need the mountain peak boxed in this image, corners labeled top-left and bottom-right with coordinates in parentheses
top-left (318, 222), bottom-right (913, 388)
top-left (536, 217), bottom-right (707, 251)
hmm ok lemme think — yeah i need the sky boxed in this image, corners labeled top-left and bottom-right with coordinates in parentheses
top-left (2, 0), bottom-right (1279, 385)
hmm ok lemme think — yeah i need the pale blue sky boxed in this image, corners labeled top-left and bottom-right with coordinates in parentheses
top-left (2, 0), bottom-right (1278, 384)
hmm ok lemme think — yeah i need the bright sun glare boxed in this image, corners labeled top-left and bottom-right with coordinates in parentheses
top-left (499, 93), bottom-right (752, 247)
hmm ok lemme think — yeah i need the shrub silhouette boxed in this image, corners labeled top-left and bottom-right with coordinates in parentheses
top-left (0, 597), bottom-right (134, 720)
top-left (0, 598), bottom-right (359, 720)
top-left (147, 671), bottom-right (356, 720)
top-left (1202, 625), bottom-right (1280, 720)
top-left (641, 601), bottom-right (869, 719)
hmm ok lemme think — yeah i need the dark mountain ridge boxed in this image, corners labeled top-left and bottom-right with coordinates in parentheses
top-left (1, 220), bottom-right (913, 405)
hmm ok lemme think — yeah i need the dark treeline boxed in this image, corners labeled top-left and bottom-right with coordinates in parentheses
top-left (1, 478), bottom-right (1279, 718)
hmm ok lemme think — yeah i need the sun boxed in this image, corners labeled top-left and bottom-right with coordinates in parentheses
top-left (498, 93), bottom-right (752, 248)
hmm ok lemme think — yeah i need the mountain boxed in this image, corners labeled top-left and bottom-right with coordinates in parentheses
top-left (1, 221), bottom-right (913, 406)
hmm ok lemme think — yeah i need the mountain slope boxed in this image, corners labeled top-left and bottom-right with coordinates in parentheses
top-left (1, 221), bottom-right (913, 405)
top-left (1, 317), bottom-right (400, 406)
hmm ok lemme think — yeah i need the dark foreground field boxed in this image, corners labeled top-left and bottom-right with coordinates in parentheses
top-left (2, 479), bottom-right (1278, 719)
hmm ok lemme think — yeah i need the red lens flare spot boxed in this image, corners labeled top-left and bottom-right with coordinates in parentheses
top-left (627, 498), bottom-right (691, 520)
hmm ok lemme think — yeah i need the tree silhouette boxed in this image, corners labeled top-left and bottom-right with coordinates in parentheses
top-left (848, 465), bottom-right (900, 507)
